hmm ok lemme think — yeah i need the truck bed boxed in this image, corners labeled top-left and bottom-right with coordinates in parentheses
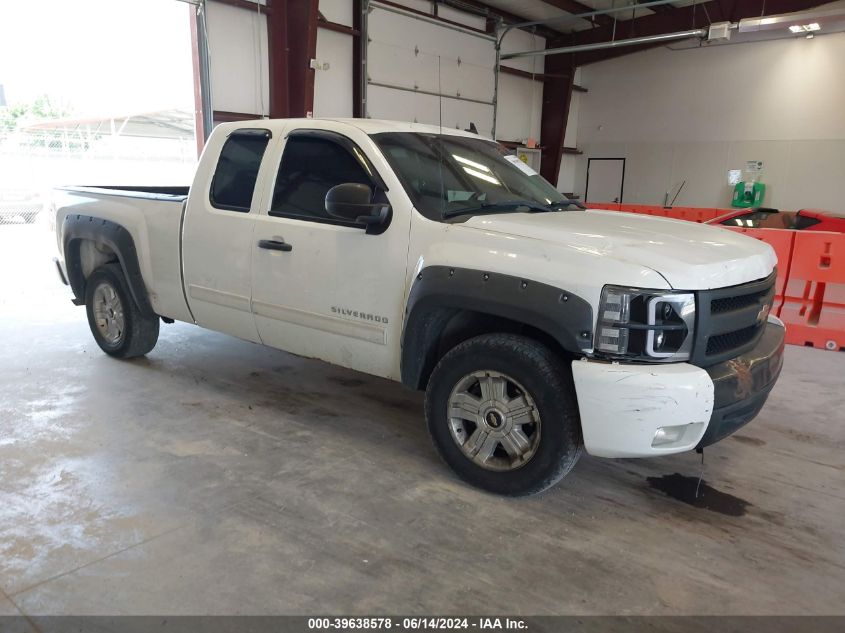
top-left (54, 185), bottom-right (192, 324)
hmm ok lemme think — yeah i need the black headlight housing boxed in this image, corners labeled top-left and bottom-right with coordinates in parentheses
top-left (595, 286), bottom-right (696, 362)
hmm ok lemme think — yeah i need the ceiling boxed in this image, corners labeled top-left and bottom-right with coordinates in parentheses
top-left (473, 0), bottom-right (842, 39)
top-left (479, 0), bottom-right (666, 34)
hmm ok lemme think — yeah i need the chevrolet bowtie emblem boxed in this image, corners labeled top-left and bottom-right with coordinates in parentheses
top-left (757, 303), bottom-right (771, 324)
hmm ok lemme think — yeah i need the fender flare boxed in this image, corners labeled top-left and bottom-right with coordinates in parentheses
top-left (400, 266), bottom-right (594, 389)
top-left (62, 213), bottom-right (155, 317)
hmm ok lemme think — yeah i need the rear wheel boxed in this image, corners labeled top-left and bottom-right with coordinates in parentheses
top-left (425, 333), bottom-right (582, 496)
top-left (85, 263), bottom-right (159, 358)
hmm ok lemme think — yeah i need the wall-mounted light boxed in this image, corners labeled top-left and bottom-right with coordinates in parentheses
top-left (788, 22), bottom-right (821, 33)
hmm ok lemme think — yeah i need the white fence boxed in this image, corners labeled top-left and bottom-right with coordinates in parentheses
top-left (0, 118), bottom-right (197, 225)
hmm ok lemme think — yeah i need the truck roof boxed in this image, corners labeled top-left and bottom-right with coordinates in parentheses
top-left (215, 117), bottom-right (489, 141)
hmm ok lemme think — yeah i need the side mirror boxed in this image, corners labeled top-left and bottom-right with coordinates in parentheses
top-left (325, 183), bottom-right (389, 227)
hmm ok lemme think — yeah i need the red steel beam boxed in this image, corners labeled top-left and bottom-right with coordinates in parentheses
top-left (317, 17), bottom-right (360, 36)
top-left (213, 110), bottom-right (262, 123)
top-left (267, 0), bottom-right (288, 118)
top-left (535, 0), bottom-right (614, 27)
top-left (267, 0), bottom-right (319, 118)
top-left (287, 0), bottom-right (319, 117)
top-left (539, 51), bottom-right (575, 184)
top-left (352, 0), bottom-right (364, 117)
top-left (499, 64), bottom-right (567, 83)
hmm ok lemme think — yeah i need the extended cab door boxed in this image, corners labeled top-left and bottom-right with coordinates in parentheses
top-left (250, 127), bottom-right (410, 379)
top-left (182, 127), bottom-right (273, 342)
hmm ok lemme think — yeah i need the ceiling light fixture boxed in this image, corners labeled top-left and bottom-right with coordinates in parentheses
top-left (789, 22), bottom-right (821, 33)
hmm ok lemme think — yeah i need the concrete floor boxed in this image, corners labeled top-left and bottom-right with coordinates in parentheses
top-left (1, 224), bottom-right (844, 616)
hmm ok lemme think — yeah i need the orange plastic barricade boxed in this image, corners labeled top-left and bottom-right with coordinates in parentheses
top-left (725, 227), bottom-right (795, 315)
top-left (779, 231), bottom-right (845, 351)
top-left (662, 207), bottom-right (688, 221)
top-left (683, 207), bottom-right (725, 223)
top-left (586, 202), bottom-right (622, 211)
top-left (662, 207), bottom-right (727, 223)
top-left (588, 205), bottom-right (731, 223)
top-left (618, 205), bottom-right (671, 218)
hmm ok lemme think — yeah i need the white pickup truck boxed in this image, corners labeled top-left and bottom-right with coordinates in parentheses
top-left (53, 118), bottom-right (785, 496)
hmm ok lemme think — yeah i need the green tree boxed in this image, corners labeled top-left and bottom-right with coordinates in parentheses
top-left (0, 94), bottom-right (73, 132)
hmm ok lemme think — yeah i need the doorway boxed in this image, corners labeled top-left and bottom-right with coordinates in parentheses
top-left (585, 158), bottom-right (626, 204)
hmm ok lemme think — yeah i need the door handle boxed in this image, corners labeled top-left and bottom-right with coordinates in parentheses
top-left (258, 239), bottom-right (293, 252)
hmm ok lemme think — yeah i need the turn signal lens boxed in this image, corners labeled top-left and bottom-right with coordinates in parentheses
top-left (596, 288), bottom-right (635, 354)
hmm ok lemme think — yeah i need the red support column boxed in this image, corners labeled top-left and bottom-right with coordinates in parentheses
top-left (539, 52), bottom-right (575, 185)
top-left (267, 0), bottom-right (319, 119)
top-left (352, 0), bottom-right (364, 118)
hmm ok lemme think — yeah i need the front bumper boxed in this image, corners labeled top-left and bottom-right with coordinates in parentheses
top-left (571, 316), bottom-right (785, 458)
top-left (698, 315), bottom-right (785, 447)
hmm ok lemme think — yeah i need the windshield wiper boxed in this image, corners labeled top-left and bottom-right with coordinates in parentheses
top-left (443, 200), bottom-right (552, 220)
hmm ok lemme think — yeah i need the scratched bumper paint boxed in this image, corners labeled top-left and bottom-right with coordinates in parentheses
top-left (571, 359), bottom-right (715, 458)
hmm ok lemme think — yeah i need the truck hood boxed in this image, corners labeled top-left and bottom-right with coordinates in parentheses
top-left (462, 209), bottom-right (776, 290)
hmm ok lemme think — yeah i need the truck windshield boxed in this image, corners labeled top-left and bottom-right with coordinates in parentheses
top-left (371, 132), bottom-right (578, 222)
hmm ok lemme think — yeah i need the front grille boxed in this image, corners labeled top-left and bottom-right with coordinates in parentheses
top-left (711, 290), bottom-right (768, 314)
top-left (691, 271), bottom-right (776, 367)
top-left (705, 324), bottom-right (759, 355)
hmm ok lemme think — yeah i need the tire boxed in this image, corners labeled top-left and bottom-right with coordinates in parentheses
top-left (425, 333), bottom-right (582, 496)
top-left (85, 263), bottom-right (159, 359)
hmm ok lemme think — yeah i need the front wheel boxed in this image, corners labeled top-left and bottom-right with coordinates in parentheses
top-left (425, 333), bottom-right (582, 496)
top-left (85, 263), bottom-right (159, 359)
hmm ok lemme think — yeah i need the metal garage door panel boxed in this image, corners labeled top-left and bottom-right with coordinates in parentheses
top-left (366, 3), bottom-right (495, 132)
top-left (366, 84), bottom-right (493, 138)
top-left (368, 5), bottom-right (494, 68)
top-left (368, 42), bottom-right (493, 104)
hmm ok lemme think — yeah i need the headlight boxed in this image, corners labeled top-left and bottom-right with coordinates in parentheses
top-left (596, 286), bottom-right (695, 362)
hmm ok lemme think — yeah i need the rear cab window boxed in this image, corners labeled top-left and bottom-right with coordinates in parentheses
top-left (210, 128), bottom-right (272, 212)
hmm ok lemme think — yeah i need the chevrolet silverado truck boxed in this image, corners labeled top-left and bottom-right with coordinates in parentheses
top-left (52, 118), bottom-right (785, 496)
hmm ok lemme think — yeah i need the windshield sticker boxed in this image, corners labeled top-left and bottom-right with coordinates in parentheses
top-left (504, 154), bottom-right (538, 177)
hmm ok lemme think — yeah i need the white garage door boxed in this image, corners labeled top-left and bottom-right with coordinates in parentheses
top-left (365, 1), bottom-right (496, 138)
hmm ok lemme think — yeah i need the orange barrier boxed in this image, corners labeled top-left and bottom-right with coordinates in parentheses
top-left (586, 203), bottom-right (728, 223)
top-left (779, 231), bottom-right (845, 351)
top-left (725, 227), bottom-right (795, 315)
top-left (670, 207), bottom-right (725, 223)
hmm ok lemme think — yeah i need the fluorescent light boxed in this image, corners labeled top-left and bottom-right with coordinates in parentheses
top-left (462, 167), bottom-right (501, 185)
top-left (789, 22), bottom-right (822, 33)
top-left (452, 154), bottom-right (490, 172)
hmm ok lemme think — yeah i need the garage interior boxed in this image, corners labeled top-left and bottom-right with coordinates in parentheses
top-left (1, 0), bottom-right (845, 624)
